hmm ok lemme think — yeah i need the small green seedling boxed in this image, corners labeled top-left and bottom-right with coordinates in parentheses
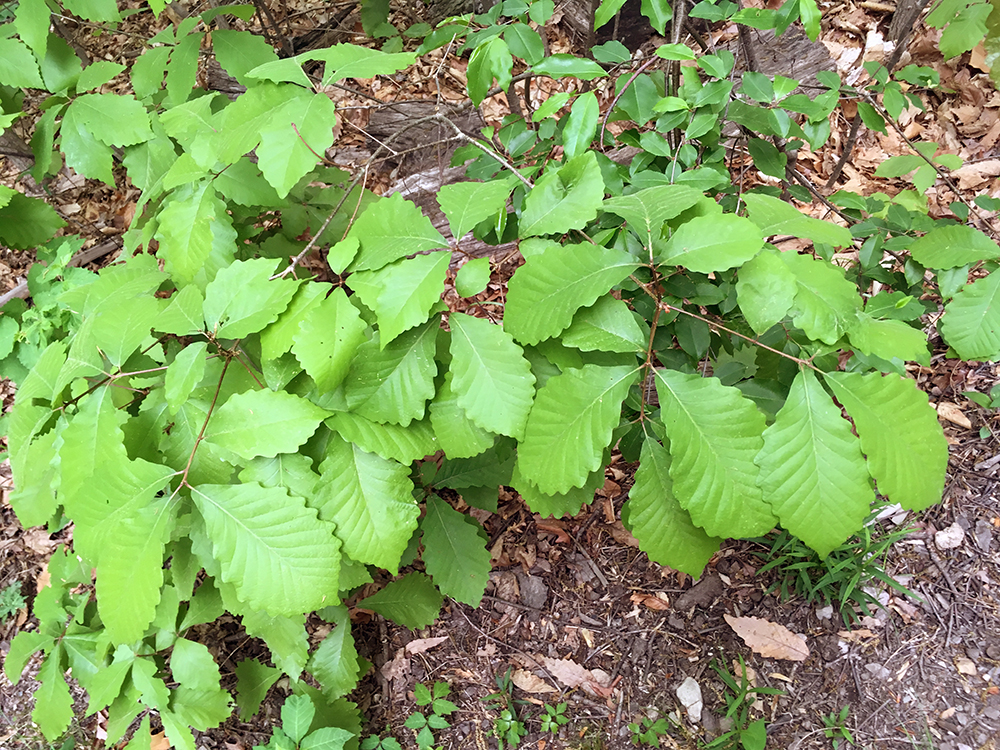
top-left (0, 581), bottom-right (27, 621)
top-left (540, 702), bottom-right (569, 734)
top-left (628, 715), bottom-right (671, 747)
top-left (964, 385), bottom-right (1000, 439)
top-left (360, 730), bottom-right (402, 750)
top-left (821, 706), bottom-right (855, 749)
top-left (404, 681), bottom-right (458, 750)
top-left (252, 694), bottom-right (353, 750)
top-left (482, 669), bottom-right (527, 749)
top-left (701, 657), bottom-right (783, 750)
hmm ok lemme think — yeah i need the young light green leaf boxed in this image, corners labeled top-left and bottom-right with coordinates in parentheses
top-left (63, 93), bottom-right (153, 147)
top-left (520, 152), bottom-right (605, 237)
top-left (467, 37), bottom-right (512, 106)
top-left (291, 287), bottom-right (368, 390)
top-left (563, 91), bottom-right (599, 160)
top-left (518, 364), bottom-right (638, 494)
top-left (825, 371), bottom-right (948, 511)
top-left (756, 369), bottom-right (875, 558)
top-left (96, 490), bottom-right (175, 644)
top-left (505, 242), bottom-right (639, 345)
top-left (429, 373), bottom-right (496, 459)
top-left (356, 572), bottom-right (442, 629)
top-left (237, 606), bottom-right (309, 678)
top-left (157, 284), bottom-right (206, 336)
top-left (155, 181), bottom-right (238, 289)
top-left (33, 649), bottom-right (74, 741)
top-left (908, 224), bottom-right (1000, 269)
top-left (437, 180), bottom-right (513, 241)
top-left (624, 439), bottom-right (721, 577)
top-left (511, 459), bottom-right (604, 519)
top-left (234, 659), bottom-right (282, 720)
top-left (214, 82), bottom-right (308, 164)
top-left (282, 694), bottom-right (316, 743)
top-left (735, 248), bottom-right (798, 334)
top-left (781, 251), bottom-right (862, 344)
top-left (314, 434), bottom-right (419, 571)
top-left (203, 258), bottom-right (299, 339)
top-left (561, 296), bottom-right (648, 353)
top-left (0, 38), bottom-right (45, 89)
top-left (348, 251), bottom-right (449, 345)
top-left (449, 312), bottom-right (535, 439)
top-left (192, 483), bottom-right (342, 615)
top-left (343, 322), bottom-right (438, 427)
top-left (14, 0), bottom-right (50, 60)
top-left (325, 411), bottom-right (438, 464)
top-left (595, 0), bottom-right (629, 28)
top-left (300, 727), bottom-right (354, 750)
top-left (316, 45), bottom-right (414, 84)
top-left (657, 214), bottom-right (763, 272)
top-left (455, 257), bottom-right (492, 297)
top-left (602, 184), bottom-right (703, 250)
top-left (346, 193), bottom-right (447, 272)
top-left (847, 312), bottom-right (929, 364)
top-left (257, 93), bottom-right (338, 198)
top-left (743, 193), bottom-right (853, 248)
top-left (261, 282), bottom-right (327, 360)
top-left (205, 389), bottom-right (329, 460)
top-left (212, 29), bottom-right (280, 85)
top-left (172, 638), bottom-right (222, 691)
top-left (654, 369), bottom-right (775, 538)
top-left (939, 271), bottom-right (1000, 360)
top-left (531, 54), bottom-right (607, 80)
top-left (308, 621), bottom-right (361, 700)
top-left (421, 496), bottom-right (491, 606)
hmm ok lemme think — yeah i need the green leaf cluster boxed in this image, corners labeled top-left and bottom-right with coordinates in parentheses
top-left (1, 1), bottom-right (982, 745)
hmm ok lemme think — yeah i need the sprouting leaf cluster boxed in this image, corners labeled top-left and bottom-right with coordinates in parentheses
top-left (1, 0), bottom-right (996, 746)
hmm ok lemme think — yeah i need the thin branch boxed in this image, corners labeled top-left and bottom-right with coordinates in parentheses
top-left (857, 89), bottom-right (999, 238)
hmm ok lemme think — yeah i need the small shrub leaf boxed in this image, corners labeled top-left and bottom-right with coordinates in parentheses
top-left (519, 364), bottom-right (638, 494)
top-left (421, 496), bottom-right (491, 605)
top-left (756, 369), bottom-right (875, 558)
top-left (654, 369), bottom-right (775, 538)
top-left (825, 371), bottom-right (948, 511)
top-left (624, 439), bottom-right (721, 577)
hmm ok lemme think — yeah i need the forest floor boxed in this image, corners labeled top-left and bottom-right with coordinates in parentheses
top-left (1, 0), bottom-right (1000, 749)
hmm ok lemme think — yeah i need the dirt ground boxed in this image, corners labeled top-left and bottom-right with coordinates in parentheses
top-left (2, 0), bottom-right (1000, 749)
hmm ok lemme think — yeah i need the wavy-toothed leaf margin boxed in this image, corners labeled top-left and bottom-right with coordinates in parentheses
top-left (654, 369), bottom-right (775, 539)
top-left (756, 369), bottom-right (875, 558)
top-left (448, 312), bottom-right (536, 439)
top-left (420, 496), bottom-right (491, 606)
top-left (518, 364), bottom-right (639, 495)
top-left (505, 242), bottom-right (639, 346)
top-left (623, 438), bottom-right (721, 577)
top-left (191, 483), bottom-right (342, 616)
top-left (824, 371), bottom-right (948, 511)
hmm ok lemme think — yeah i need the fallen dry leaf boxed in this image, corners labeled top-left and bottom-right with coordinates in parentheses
top-left (151, 731), bottom-right (172, 750)
top-left (535, 517), bottom-right (572, 543)
top-left (955, 657), bottom-right (977, 675)
top-left (608, 520), bottom-right (641, 548)
top-left (724, 615), bottom-right (810, 661)
top-left (406, 636), bottom-right (449, 655)
top-left (630, 592), bottom-right (670, 610)
top-left (511, 669), bottom-right (556, 694)
top-left (936, 401), bottom-right (972, 429)
top-left (380, 649), bottom-right (409, 682)
top-left (837, 629), bottom-right (878, 642)
top-left (537, 656), bottom-right (615, 698)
